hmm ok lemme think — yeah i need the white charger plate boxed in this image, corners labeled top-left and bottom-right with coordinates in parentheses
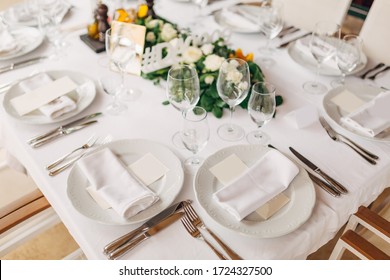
top-left (67, 139), bottom-right (184, 225)
top-left (0, 27), bottom-right (44, 61)
top-left (3, 70), bottom-right (96, 124)
top-left (194, 144), bottom-right (316, 238)
top-left (322, 84), bottom-right (390, 142)
top-left (287, 40), bottom-right (367, 76)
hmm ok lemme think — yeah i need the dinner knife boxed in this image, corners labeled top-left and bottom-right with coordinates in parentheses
top-left (0, 56), bottom-right (47, 74)
top-left (27, 112), bottom-right (102, 144)
top-left (103, 200), bottom-right (189, 255)
top-left (289, 147), bottom-right (348, 194)
top-left (31, 120), bottom-right (98, 148)
top-left (278, 32), bottom-right (311, 48)
top-left (108, 212), bottom-right (184, 260)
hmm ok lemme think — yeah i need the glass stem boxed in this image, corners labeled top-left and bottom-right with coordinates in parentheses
top-left (229, 105), bottom-right (235, 132)
top-left (341, 72), bottom-right (346, 85)
top-left (314, 61), bottom-right (321, 85)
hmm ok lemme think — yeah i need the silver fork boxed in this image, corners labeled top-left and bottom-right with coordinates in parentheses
top-left (319, 117), bottom-right (379, 165)
top-left (183, 202), bottom-right (242, 260)
top-left (46, 135), bottom-right (98, 170)
top-left (181, 215), bottom-right (227, 260)
top-left (48, 135), bottom-right (112, 176)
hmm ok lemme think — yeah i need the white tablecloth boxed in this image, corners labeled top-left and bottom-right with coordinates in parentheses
top-left (1, 0), bottom-right (389, 260)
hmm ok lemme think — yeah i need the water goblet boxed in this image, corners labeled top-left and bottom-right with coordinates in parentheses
top-left (167, 64), bottom-right (200, 148)
top-left (331, 34), bottom-right (362, 88)
top-left (303, 21), bottom-right (340, 94)
top-left (247, 82), bottom-right (276, 145)
top-left (216, 58), bottom-right (250, 141)
top-left (181, 106), bottom-right (209, 173)
top-left (100, 74), bottom-right (128, 115)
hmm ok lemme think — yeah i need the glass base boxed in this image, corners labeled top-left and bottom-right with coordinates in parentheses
top-left (183, 156), bottom-right (204, 174)
top-left (330, 78), bottom-right (345, 88)
top-left (256, 57), bottom-right (276, 68)
top-left (246, 130), bottom-right (270, 145)
top-left (119, 88), bottom-right (142, 102)
top-left (303, 81), bottom-right (327, 95)
top-left (171, 131), bottom-right (186, 149)
top-left (218, 123), bottom-right (245, 142)
top-left (106, 102), bottom-right (127, 115)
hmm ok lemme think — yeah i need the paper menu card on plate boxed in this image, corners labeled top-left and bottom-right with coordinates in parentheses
top-left (210, 151), bottom-right (298, 221)
top-left (10, 76), bottom-right (78, 116)
top-left (330, 89), bottom-right (366, 114)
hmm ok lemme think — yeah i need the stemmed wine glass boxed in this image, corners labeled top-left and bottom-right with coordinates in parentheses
top-left (181, 106), bottom-right (209, 173)
top-left (303, 21), bottom-right (340, 94)
top-left (167, 64), bottom-right (200, 147)
top-left (331, 34), bottom-right (362, 88)
top-left (257, 1), bottom-right (284, 67)
top-left (216, 58), bottom-right (250, 141)
top-left (247, 82), bottom-right (276, 145)
top-left (100, 74), bottom-right (127, 115)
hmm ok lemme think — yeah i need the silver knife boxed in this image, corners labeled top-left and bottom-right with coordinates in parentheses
top-left (0, 57), bottom-right (47, 74)
top-left (289, 147), bottom-right (348, 194)
top-left (27, 112), bottom-right (102, 144)
top-left (278, 32), bottom-right (311, 48)
top-left (31, 120), bottom-right (98, 148)
top-left (103, 200), bottom-right (190, 255)
top-left (108, 212), bottom-right (184, 260)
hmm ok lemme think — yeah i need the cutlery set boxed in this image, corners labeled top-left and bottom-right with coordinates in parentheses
top-left (103, 200), bottom-right (242, 260)
top-left (359, 62), bottom-right (390, 80)
top-left (0, 56), bottom-right (48, 75)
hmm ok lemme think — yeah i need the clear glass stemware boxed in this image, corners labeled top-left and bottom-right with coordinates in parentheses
top-left (216, 58), bottom-right (250, 141)
top-left (303, 21), bottom-right (340, 94)
top-left (247, 82), bottom-right (276, 145)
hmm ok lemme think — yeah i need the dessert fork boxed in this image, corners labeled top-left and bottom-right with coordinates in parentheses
top-left (181, 215), bottom-right (227, 260)
top-left (183, 202), bottom-right (242, 260)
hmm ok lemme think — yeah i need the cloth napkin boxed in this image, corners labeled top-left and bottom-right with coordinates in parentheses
top-left (0, 29), bottom-right (20, 56)
top-left (78, 148), bottom-right (159, 219)
top-left (213, 149), bottom-right (299, 221)
top-left (340, 91), bottom-right (390, 137)
top-left (219, 7), bottom-right (258, 32)
top-left (19, 73), bottom-right (76, 119)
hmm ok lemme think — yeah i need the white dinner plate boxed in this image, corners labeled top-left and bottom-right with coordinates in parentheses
top-left (322, 84), bottom-right (390, 142)
top-left (67, 139), bottom-right (185, 225)
top-left (0, 27), bottom-right (44, 61)
top-left (287, 40), bottom-right (367, 76)
top-left (194, 145), bottom-right (316, 238)
top-left (213, 5), bottom-right (261, 33)
top-left (3, 70), bottom-right (96, 124)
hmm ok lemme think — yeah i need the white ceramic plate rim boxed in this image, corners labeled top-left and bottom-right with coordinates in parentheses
top-left (287, 40), bottom-right (367, 76)
top-left (322, 84), bottom-right (389, 142)
top-left (3, 70), bottom-right (96, 124)
top-left (194, 144), bottom-right (316, 238)
top-left (67, 139), bottom-right (185, 225)
top-left (0, 27), bottom-right (44, 61)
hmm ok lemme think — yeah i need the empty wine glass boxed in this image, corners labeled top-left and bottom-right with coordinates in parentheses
top-left (217, 58), bottom-right (250, 141)
top-left (331, 34), bottom-right (362, 88)
top-left (247, 82), bottom-right (276, 145)
top-left (106, 28), bottom-right (141, 103)
top-left (303, 21), bottom-right (340, 94)
top-left (257, 1), bottom-right (284, 67)
top-left (167, 64), bottom-right (200, 147)
top-left (100, 74), bottom-right (127, 115)
top-left (181, 106), bottom-right (209, 173)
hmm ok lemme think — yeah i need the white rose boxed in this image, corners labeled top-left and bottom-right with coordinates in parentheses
top-left (146, 32), bottom-right (155, 42)
top-left (161, 23), bottom-right (178, 42)
top-left (226, 70), bottom-right (243, 84)
top-left (238, 81), bottom-right (248, 91)
top-left (169, 37), bottom-right (179, 47)
top-left (182, 46), bottom-right (203, 64)
top-left (146, 19), bottom-right (163, 29)
top-left (203, 54), bottom-right (224, 72)
top-left (200, 44), bottom-right (214, 55)
top-left (205, 76), bottom-right (214, 85)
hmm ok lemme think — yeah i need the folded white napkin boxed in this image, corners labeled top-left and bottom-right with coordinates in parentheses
top-left (0, 29), bottom-right (20, 55)
top-left (78, 148), bottom-right (159, 219)
top-left (341, 91), bottom-right (390, 137)
top-left (18, 73), bottom-right (76, 119)
top-left (213, 149), bottom-right (299, 221)
top-left (220, 7), bottom-right (258, 32)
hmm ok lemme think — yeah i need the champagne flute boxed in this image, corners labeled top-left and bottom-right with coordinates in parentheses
top-left (167, 64), bottom-right (200, 147)
top-left (216, 58), bottom-right (250, 141)
top-left (247, 82), bottom-right (276, 145)
top-left (331, 34), bottom-right (362, 88)
top-left (303, 21), bottom-right (340, 94)
top-left (181, 106), bottom-right (209, 173)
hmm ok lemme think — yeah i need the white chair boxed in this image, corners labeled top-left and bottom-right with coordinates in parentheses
top-left (275, 0), bottom-right (352, 31)
top-left (359, 0), bottom-right (390, 64)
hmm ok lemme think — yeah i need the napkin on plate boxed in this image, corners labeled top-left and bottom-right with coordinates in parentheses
top-left (18, 73), bottom-right (77, 119)
top-left (340, 91), bottom-right (390, 137)
top-left (220, 7), bottom-right (258, 32)
top-left (0, 29), bottom-right (20, 56)
top-left (78, 148), bottom-right (160, 219)
top-left (213, 149), bottom-right (299, 221)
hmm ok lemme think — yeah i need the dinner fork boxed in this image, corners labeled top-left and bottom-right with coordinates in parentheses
top-left (46, 135), bottom-right (98, 170)
top-left (319, 117), bottom-right (379, 165)
top-left (181, 215), bottom-right (227, 260)
top-left (48, 135), bottom-right (112, 176)
top-left (183, 202), bottom-right (242, 260)
top-left (368, 65), bottom-right (390, 80)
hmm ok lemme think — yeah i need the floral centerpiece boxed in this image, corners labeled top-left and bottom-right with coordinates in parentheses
top-left (114, 5), bottom-right (282, 118)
